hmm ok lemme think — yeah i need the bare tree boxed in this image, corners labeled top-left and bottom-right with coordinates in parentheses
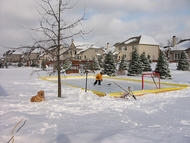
top-left (34, 0), bottom-right (85, 98)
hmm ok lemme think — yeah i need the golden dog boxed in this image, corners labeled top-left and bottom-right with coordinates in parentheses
top-left (31, 90), bottom-right (45, 102)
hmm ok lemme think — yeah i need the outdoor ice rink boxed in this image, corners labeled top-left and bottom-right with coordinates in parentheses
top-left (56, 77), bottom-right (176, 94)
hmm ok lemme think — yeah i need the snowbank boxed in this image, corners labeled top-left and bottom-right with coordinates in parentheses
top-left (0, 67), bottom-right (190, 143)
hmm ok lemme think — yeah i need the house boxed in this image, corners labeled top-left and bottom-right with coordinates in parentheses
top-left (168, 40), bottom-right (190, 62)
top-left (64, 40), bottom-right (104, 61)
top-left (38, 44), bottom-right (70, 66)
top-left (3, 46), bottom-right (43, 66)
top-left (164, 36), bottom-right (190, 62)
top-left (3, 49), bottom-right (16, 62)
top-left (114, 35), bottom-right (160, 62)
top-left (38, 40), bottom-right (104, 72)
top-left (62, 40), bottom-right (104, 73)
top-left (77, 43), bottom-right (104, 60)
top-left (4, 48), bottom-right (25, 63)
top-left (22, 47), bottom-right (42, 66)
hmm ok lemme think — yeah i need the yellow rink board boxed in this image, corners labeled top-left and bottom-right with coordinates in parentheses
top-left (40, 75), bottom-right (190, 97)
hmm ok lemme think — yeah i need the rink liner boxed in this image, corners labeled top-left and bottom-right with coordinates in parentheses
top-left (40, 75), bottom-right (190, 97)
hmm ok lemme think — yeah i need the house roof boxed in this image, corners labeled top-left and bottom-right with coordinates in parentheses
top-left (117, 35), bottom-right (159, 46)
top-left (73, 41), bottom-right (101, 54)
top-left (171, 40), bottom-right (190, 51)
top-left (12, 49), bottom-right (25, 55)
top-left (31, 48), bottom-right (41, 54)
top-left (11, 46), bottom-right (36, 55)
top-left (139, 35), bottom-right (159, 45)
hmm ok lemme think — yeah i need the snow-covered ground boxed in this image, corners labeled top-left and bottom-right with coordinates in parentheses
top-left (0, 65), bottom-right (190, 143)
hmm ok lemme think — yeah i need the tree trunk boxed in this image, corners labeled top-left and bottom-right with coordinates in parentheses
top-left (57, 56), bottom-right (61, 98)
top-left (57, 0), bottom-right (62, 98)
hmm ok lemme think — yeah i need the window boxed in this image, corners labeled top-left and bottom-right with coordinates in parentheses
top-left (84, 55), bottom-right (86, 59)
top-left (174, 53), bottom-right (180, 60)
top-left (125, 47), bottom-right (127, 51)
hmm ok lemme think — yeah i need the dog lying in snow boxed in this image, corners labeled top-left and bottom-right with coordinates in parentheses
top-left (31, 90), bottom-right (45, 102)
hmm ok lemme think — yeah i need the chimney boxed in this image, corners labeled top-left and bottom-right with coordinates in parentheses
top-left (106, 42), bottom-right (109, 50)
top-left (172, 36), bottom-right (176, 47)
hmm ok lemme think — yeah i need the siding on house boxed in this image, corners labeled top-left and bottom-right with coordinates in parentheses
top-left (77, 48), bottom-right (104, 60)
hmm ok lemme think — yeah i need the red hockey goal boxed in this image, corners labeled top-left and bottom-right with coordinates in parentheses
top-left (142, 73), bottom-right (160, 90)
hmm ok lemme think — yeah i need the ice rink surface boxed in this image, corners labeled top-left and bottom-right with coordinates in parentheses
top-left (58, 77), bottom-right (176, 93)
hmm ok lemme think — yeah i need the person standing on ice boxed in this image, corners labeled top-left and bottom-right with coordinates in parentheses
top-left (94, 72), bottom-right (103, 85)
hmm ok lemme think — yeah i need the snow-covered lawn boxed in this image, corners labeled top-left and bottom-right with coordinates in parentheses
top-left (0, 67), bottom-right (190, 143)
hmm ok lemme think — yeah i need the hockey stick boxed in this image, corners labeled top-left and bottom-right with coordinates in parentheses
top-left (113, 81), bottom-right (136, 100)
top-left (7, 119), bottom-right (27, 143)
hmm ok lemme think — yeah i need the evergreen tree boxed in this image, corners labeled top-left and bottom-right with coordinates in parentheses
top-left (118, 55), bottom-right (128, 71)
top-left (155, 51), bottom-right (171, 79)
top-left (61, 60), bottom-right (72, 72)
top-left (177, 51), bottom-right (190, 71)
top-left (98, 55), bottom-right (103, 68)
top-left (139, 52), bottom-right (152, 72)
top-left (147, 54), bottom-right (152, 63)
top-left (103, 51), bottom-right (116, 76)
top-left (128, 48), bottom-right (142, 75)
top-left (92, 57), bottom-right (100, 70)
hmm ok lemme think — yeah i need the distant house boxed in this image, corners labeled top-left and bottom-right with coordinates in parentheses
top-left (38, 40), bottom-right (104, 71)
top-left (4, 48), bottom-right (24, 63)
top-left (3, 46), bottom-right (43, 66)
top-left (168, 40), bottom-right (190, 62)
top-left (38, 43), bottom-right (73, 67)
top-left (3, 49), bottom-right (16, 62)
top-left (75, 43), bottom-right (104, 60)
top-left (114, 35), bottom-right (160, 62)
top-left (64, 40), bottom-right (104, 73)
top-left (164, 36), bottom-right (190, 62)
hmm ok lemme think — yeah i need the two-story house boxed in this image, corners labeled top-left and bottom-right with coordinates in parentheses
top-left (114, 35), bottom-right (160, 62)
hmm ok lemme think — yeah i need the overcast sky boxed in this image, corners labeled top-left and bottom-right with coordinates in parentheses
top-left (0, 0), bottom-right (190, 55)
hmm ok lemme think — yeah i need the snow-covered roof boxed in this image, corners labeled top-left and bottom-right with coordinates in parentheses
top-left (74, 41), bottom-right (95, 49)
top-left (171, 40), bottom-right (190, 51)
top-left (12, 49), bottom-right (24, 55)
top-left (12, 47), bottom-right (32, 55)
top-left (139, 35), bottom-right (159, 45)
top-left (31, 48), bottom-right (41, 54)
top-left (120, 35), bottom-right (159, 46)
top-left (73, 41), bottom-right (101, 54)
top-left (124, 38), bottom-right (137, 44)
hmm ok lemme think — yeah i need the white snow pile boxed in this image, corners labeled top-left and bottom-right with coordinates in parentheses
top-left (0, 67), bottom-right (190, 143)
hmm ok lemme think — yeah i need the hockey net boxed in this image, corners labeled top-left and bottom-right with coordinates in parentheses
top-left (142, 73), bottom-right (160, 90)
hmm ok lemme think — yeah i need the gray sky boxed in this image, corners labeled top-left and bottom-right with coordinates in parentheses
top-left (0, 0), bottom-right (190, 55)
